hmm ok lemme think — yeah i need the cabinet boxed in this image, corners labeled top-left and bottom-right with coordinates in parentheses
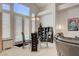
top-left (38, 27), bottom-right (53, 43)
top-left (31, 33), bottom-right (38, 51)
top-left (3, 39), bottom-right (13, 50)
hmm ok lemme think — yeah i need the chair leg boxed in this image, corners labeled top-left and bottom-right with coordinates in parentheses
top-left (38, 39), bottom-right (42, 49)
top-left (38, 37), bottom-right (42, 49)
top-left (40, 41), bottom-right (42, 48)
top-left (22, 42), bottom-right (26, 49)
top-left (46, 42), bottom-right (48, 48)
top-left (22, 43), bottom-right (25, 49)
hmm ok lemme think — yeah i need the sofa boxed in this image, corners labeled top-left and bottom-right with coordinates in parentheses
top-left (55, 37), bottom-right (79, 56)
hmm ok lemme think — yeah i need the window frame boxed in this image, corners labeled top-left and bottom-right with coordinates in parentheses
top-left (2, 4), bottom-right (10, 12)
top-left (13, 3), bottom-right (30, 16)
top-left (2, 11), bottom-right (11, 39)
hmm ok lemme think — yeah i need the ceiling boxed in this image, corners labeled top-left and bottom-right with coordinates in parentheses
top-left (34, 3), bottom-right (51, 11)
top-left (22, 3), bottom-right (51, 12)
top-left (22, 3), bottom-right (65, 13)
top-left (56, 3), bottom-right (64, 6)
top-left (33, 3), bottom-right (50, 8)
top-left (32, 3), bottom-right (64, 9)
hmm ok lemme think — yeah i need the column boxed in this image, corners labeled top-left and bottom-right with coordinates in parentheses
top-left (29, 9), bottom-right (32, 39)
top-left (35, 15), bottom-right (40, 32)
top-left (10, 4), bottom-right (15, 40)
top-left (51, 3), bottom-right (56, 35)
top-left (0, 4), bottom-right (3, 52)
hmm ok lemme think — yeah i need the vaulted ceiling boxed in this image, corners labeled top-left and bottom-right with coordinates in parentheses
top-left (21, 3), bottom-right (79, 15)
top-left (22, 3), bottom-right (51, 13)
top-left (27, 3), bottom-right (64, 10)
top-left (22, 3), bottom-right (65, 12)
top-left (32, 3), bottom-right (50, 10)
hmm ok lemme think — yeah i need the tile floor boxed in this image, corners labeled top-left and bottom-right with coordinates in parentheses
top-left (0, 42), bottom-right (57, 56)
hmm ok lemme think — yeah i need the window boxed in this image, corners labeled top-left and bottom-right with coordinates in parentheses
top-left (2, 12), bottom-right (10, 39)
top-left (14, 4), bottom-right (30, 16)
top-left (32, 13), bottom-right (35, 17)
top-left (2, 4), bottom-right (10, 11)
top-left (24, 17), bottom-right (30, 40)
top-left (15, 15), bottom-right (22, 42)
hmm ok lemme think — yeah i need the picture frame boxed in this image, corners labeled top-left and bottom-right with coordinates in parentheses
top-left (68, 18), bottom-right (79, 31)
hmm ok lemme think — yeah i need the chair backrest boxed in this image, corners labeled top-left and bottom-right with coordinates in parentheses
top-left (55, 38), bottom-right (79, 56)
top-left (21, 32), bottom-right (25, 43)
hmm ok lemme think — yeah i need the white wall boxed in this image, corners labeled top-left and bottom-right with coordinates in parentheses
top-left (40, 13), bottom-right (53, 27)
top-left (38, 4), bottom-right (55, 34)
top-left (39, 3), bottom-right (56, 32)
top-left (56, 5), bottom-right (79, 38)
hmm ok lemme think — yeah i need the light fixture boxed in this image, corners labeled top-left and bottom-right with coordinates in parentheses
top-left (56, 24), bottom-right (63, 33)
top-left (32, 17), bottom-right (35, 21)
top-left (58, 24), bottom-right (62, 30)
top-left (37, 17), bottom-right (39, 21)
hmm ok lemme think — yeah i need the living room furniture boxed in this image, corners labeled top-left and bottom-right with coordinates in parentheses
top-left (14, 32), bottom-right (31, 48)
top-left (38, 27), bottom-right (53, 42)
top-left (31, 33), bottom-right (38, 51)
top-left (3, 39), bottom-right (13, 50)
top-left (21, 32), bottom-right (26, 48)
top-left (38, 27), bottom-right (53, 48)
top-left (55, 37), bottom-right (79, 56)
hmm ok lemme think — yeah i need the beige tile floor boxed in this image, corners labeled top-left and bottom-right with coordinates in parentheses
top-left (0, 42), bottom-right (57, 56)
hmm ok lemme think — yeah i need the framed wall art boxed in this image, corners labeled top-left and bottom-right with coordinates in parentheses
top-left (68, 18), bottom-right (79, 31)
